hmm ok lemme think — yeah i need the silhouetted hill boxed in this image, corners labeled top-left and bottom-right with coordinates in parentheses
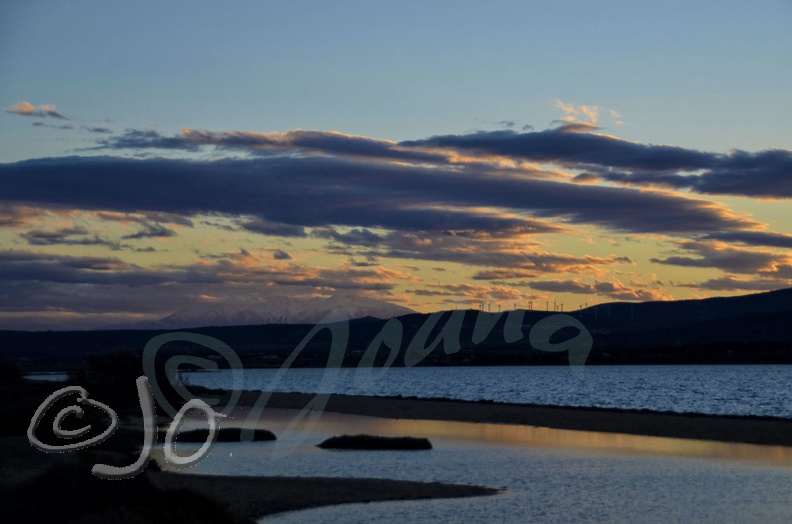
top-left (575, 287), bottom-right (792, 334)
top-left (3, 288), bottom-right (792, 371)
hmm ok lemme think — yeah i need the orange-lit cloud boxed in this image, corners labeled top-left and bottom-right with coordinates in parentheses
top-left (5, 101), bottom-right (67, 119)
top-left (3, 121), bottom-right (792, 328)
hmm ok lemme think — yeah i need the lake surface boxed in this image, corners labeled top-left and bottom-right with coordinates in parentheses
top-left (183, 364), bottom-right (792, 418)
top-left (155, 408), bottom-right (792, 523)
top-left (23, 372), bottom-right (70, 382)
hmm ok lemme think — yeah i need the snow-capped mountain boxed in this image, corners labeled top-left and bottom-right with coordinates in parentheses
top-left (109, 294), bottom-right (415, 329)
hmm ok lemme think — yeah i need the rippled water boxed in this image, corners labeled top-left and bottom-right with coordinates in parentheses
top-left (183, 365), bottom-right (792, 418)
top-left (23, 372), bottom-right (70, 382)
top-left (154, 409), bottom-right (792, 523)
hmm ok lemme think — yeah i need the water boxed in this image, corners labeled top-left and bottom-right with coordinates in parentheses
top-left (183, 365), bottom-right (792, 418)
top-left (154, 409), bottom-right (792, 523)
top-left (23, 372), bottom-right (70, 382)
top-left (176, 365), bottom-right (792, 520)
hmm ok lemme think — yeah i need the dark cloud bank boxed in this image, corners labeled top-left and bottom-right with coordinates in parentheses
top-left (1, 124), bottom-right (791, 327)
top-left (0, 154), bottom-right (762, 236)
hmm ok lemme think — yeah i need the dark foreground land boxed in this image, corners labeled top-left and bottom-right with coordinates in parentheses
top-left (0, 377), bottom-right (497, 523)
top-left (0, 440), bottom-right (496, 524)
top-left (0, 431), bottom-right (496, 523)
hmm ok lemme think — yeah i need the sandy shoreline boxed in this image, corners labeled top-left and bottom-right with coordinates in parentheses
top-left (249, 391), bottom-right (792, 447)
top-left (150, 472), bottom-right (498, 522)
top-left (1, 434), bottom-right (498, 523)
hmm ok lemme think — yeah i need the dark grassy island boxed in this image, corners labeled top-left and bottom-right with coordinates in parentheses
top-left (174, 427), bottom-right (277, 443)
top-left (318, 434), bottom-right (433, 450)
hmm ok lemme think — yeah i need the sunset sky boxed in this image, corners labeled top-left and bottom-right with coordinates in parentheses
top-left (1, 0), bottom-right (791, 329)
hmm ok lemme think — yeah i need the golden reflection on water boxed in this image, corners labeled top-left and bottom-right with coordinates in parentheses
top-left (223, 407), bottom-right (792, 468)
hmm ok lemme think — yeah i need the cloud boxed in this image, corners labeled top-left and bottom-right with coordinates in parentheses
top-left (528, 279), bottom-right (596, 294)
top-left (409, 282), bottom-right (535, 303)
top-left (325, 227), bottom-right (634, 276)
top-left (0, 154), bottom-right (761, 239)
top-left (591, 279), bottom-right (670, 301)
top-left (0, 250), bottom-right (143, 286)
top-left (93, 128), bottom-right (202, 151)
top-left (597, 150), bottom-right (792, 200)
top-left (677, 276), bottom-right (790, 292)
top-left (687, 149), bottom-right (792, 199)
top-left (176, 128), bottom-right (451, 163)
top-left (240, 218), bottom-right (307, 237)
top-left (96, 128), bottom-right (444, 164)
top-left (22, 227), bottom-right (115, 247)
top-left (2, 136), bottom-right (782, 321)
top-left (0, 204), bottom-right (46, 227)
top-left (30, 122), bottom-right (74, 130)
top-left (95, 125), bottom-right (792, 201)
top-left (94, 211), bottom-right (194, 228)
top-left (552, 100), bottom-right (624, 127)
top-left (571, 172), bottom-right (600, 184)
top-left (121, 222), bottom-right (177, 239)
top-left (650, 240), bottom-right (792, 276)
top-left (467, 254), bottom-right (630, 279)
top-left (403, 128), bottom-right (713, 172)
top-left (273, 249), bottom-right (292, 260)
top-left (701, 231), bottom-right (792, 249)
top-left (4, 120), bottom-right (791, 327)
top-left (511, 277), bottom-right (669, 302)
top-left (18, 225), bottom-right (155, 252)
top-left (404, 129), bottom-right (792, 200)
top-left (6, 101), bottom-right (67, 119)
top-left (0, 267), bottom-right (405, 329)
top-left (553, 100), bottom-right (603, 125)
top-left (83, 125), bottom-right (113, 134)
top-left (472, 268), bottom-right (536, 280)
top-left (0, 248), bottom-right (415, 309)
top-left (312, 227), bottom-right (385, 246)
top-left (350, 259), bottom-right (378, 267)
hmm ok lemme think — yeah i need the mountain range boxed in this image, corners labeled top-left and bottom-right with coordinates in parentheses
top-left (4, 287), bottom-right (792, 370)
top-left (106, 293), bottom-right (415, 330)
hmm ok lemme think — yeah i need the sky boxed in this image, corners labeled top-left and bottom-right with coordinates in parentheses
top-left (1, 0), bottom-right (791, 330)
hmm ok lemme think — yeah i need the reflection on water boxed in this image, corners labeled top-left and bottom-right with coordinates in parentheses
top-left (344, 415), bottom-right (792, 467)
top-left (154, 408), bottom-right (792, 523)
top-left (23, 372), bottom-right (69, 382)
top-left (199, 407), bottom-right (792, 467)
